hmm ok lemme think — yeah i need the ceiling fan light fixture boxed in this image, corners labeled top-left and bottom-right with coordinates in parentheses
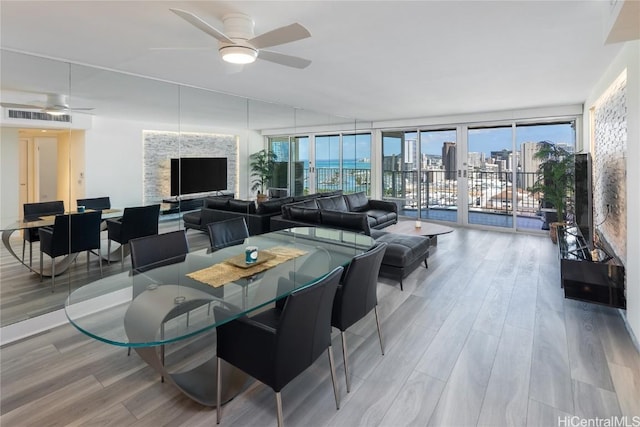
top-left (220, 45), bottom-right (257, 64)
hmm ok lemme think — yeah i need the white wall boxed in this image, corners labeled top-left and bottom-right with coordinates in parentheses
top-left (584, 40), bottom-right (640, 343)
top-left (0, 127), bottom-right (20, 221)
top-left (84, 116), bottom-right (263, 206)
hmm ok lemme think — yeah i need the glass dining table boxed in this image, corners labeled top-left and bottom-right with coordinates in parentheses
top-left (65, 227), bottom-right (375, 407)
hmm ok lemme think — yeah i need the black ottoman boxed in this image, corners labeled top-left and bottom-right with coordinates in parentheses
top-left (370, 231), bottom-right (430, 291)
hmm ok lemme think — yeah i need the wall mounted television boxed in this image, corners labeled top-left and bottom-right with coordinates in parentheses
top-left (170, 157), bottom-right (227, 196)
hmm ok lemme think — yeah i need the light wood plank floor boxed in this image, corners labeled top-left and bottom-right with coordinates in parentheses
top-left (2, 227), bottom-right (639, 426)
top-left (0, 218), bottom-right (210, 326)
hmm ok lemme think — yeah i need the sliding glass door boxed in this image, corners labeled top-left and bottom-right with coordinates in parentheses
top-left (269, 133), bottom-right (370, 196)
top-left (382, 120), bottom-right (576, 231)
top-left (382, 130), bottom-right (458, 223)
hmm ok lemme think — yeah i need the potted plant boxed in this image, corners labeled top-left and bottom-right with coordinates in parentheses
top-left (249, 149), bottom-right (277, 203)
top-left (528, 141), bottom-right (575, 243)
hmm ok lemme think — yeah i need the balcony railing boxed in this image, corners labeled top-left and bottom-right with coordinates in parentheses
top-left (382, 169), bottom-right (541, 217)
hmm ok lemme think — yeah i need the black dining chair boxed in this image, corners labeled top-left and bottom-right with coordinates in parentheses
top-left (215, 266), bottom-right (344, 427)
top-left (128, 230), bottom-right (190, 362)
top-left (207, 217), bottom-right (249, 251)
top-left (22, 200), bottom-right (65, 267)
top-left (76, 196), bottom-right (111, 211)
top-left (38, 211), bottom-right (103, 291)
top-left (331, 242), bottom-right (388, 392)
top-left (107, 204), bottom-right (160, 267)
top-left (129, 230), bottom-right (189, 274)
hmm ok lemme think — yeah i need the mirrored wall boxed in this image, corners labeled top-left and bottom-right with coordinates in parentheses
top-left (0, 49), bottom-right (358, 328)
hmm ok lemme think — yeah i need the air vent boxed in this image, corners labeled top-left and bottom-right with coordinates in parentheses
top-left (7, 109), bottom-right (72, 123)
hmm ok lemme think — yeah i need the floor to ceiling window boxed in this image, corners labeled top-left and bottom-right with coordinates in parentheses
top-left (419, 129), bottom-right (458, 223)
top-left (467, 125), bottom-right (514, 228)
top-left (269, 133), bottom-right (370, 196)
top-left (382, 118), bottom-right (576, 231)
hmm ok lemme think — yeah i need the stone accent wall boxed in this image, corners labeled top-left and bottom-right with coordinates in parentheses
top-left (593, 75), bottom-right (627, 265)
top-left (143, 131), bottom-right (237, 204)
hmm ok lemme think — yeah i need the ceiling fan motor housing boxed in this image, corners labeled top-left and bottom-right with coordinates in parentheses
top-left (222, 13), bottom-right (255, 40)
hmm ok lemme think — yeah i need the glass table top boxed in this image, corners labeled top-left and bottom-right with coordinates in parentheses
top-left (65, 227), bottom-right (374, 347)
top-left (1, 208), bottom-right (122, 231)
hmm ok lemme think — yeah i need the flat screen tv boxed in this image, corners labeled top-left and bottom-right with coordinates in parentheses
top-left (170, 157), bottom-right (227, 196)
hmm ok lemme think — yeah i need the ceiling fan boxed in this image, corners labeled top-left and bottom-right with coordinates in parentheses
top-left (0, 94), bottom-right (94, 115)
top-left (170, 8), bottom-right (312, 69)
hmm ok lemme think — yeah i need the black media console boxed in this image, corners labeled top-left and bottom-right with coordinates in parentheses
top-left (557, 225), bottom-right (625, 309)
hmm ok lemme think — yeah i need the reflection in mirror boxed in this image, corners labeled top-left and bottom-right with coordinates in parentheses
top-left (0, 49), bottom-right (358, 336)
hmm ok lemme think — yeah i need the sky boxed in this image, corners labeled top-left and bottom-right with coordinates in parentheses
top-left (277, 122), bottom-right (575, 161)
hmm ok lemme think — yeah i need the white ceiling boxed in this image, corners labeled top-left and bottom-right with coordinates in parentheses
top-left (0, 1), bottom-right (628, 123)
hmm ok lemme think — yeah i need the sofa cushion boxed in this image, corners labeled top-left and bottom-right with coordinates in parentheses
top-left (319, 190), bottom-right (344, 198)
top-left (228, 199), bottom-right (257, 214)
top-left (256, 197), bottom-right (293, 214)
top-left (289, 206), bottom-right (321, 223)
top-left (365, 209), bottom-right (397, 225)
top-left (344, 191), bottom-right (370, 212)
top-left (282, 199), bottom-right (318, 219)
top-left (205, 197), bottom-right (230, 210)
top-left (292, 194), bottom-right (317, 202)
top-left (321, 210), bottom-right (370, 234)
top-left (316, 195), bottom-right (348, 212)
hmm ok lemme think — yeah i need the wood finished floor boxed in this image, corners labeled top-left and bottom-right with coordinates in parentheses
top-left (1, 227), bottom-right (639, 426)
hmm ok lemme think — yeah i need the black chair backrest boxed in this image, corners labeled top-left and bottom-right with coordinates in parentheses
top-left (48, 211), bottom-right (102, 255)
top-left (207, 217), bottom-right (249, 250)
top-left (120, 204), bottom-right (160, 243)
top-left (333, 242), bottom-right (388, 331)
top-left (130, 230), bottom-right (189, 274)
top-left (274, 266), bottom-right (342, 391)
top-left (77, 196), bottom-right (111, 210)
top-left (24, 200), bottom-right (65, 220)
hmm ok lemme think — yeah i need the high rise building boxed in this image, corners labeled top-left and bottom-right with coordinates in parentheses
top-left (442, 141), bottom-right (457, 180)
top-left (521, 141), bottom-right (543, 189)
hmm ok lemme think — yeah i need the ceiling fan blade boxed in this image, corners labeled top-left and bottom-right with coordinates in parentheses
top-left (68, 107), bottom-right (95, 111)
top-left (258, 50), bottom-right (312, 69)
top-left (248, 23), bottom-right (311, 49)
top-left (170, 8), bottom-right (234, 44)
top-left (0, 102), bottom-right (42, 109)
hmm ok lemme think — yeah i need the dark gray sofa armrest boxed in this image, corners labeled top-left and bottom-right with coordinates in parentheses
top-left (368, 199), bottom-right (397, 213)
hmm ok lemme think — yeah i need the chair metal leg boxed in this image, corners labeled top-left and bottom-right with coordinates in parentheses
top-left (51, 257), bottom-right (55, 292)
top-left (424, 258), bottom-right (428, 268)
top-left (86, 250), bottom-right (90, 271)
top-left (29, 241), bottom-right (33, 267)
top-left (399, 278), bottom-right (403, 291)
top-left (216, 356), bottom-right (222, 424)
top-left (40, 250), bottom-right (44, 282)
top-left (22, 240), bottom-right (26, 262)
top-left (127, 347), bottom-right (131, 356)
top-left (340, 331), bottom-right (351, 393)
top-left (328, 345), bottom-right (340, 409)
top-left (374, 306), bottom-right (385, 355)
top-left (275, 391), bottom-right (284, 427)
top-left (121, 243), bottom-right (124, 269)
top-left (98, 248), bottom-right (103, 277)
top-left (107, 239), bottom-right (111, 265)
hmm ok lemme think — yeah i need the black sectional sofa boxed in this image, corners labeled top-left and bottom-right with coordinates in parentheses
top-left (182, 191), bottom-right (345, 236)
top-left (184, 190), bottom-right (427, 290)
top-left (270, 191), bottom-right (398, 234)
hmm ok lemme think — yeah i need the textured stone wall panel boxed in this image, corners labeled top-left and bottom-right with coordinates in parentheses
top-left (593, 76), bottom-right (627, 265)
top-left (143, 131), bottom-right (237, 204)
